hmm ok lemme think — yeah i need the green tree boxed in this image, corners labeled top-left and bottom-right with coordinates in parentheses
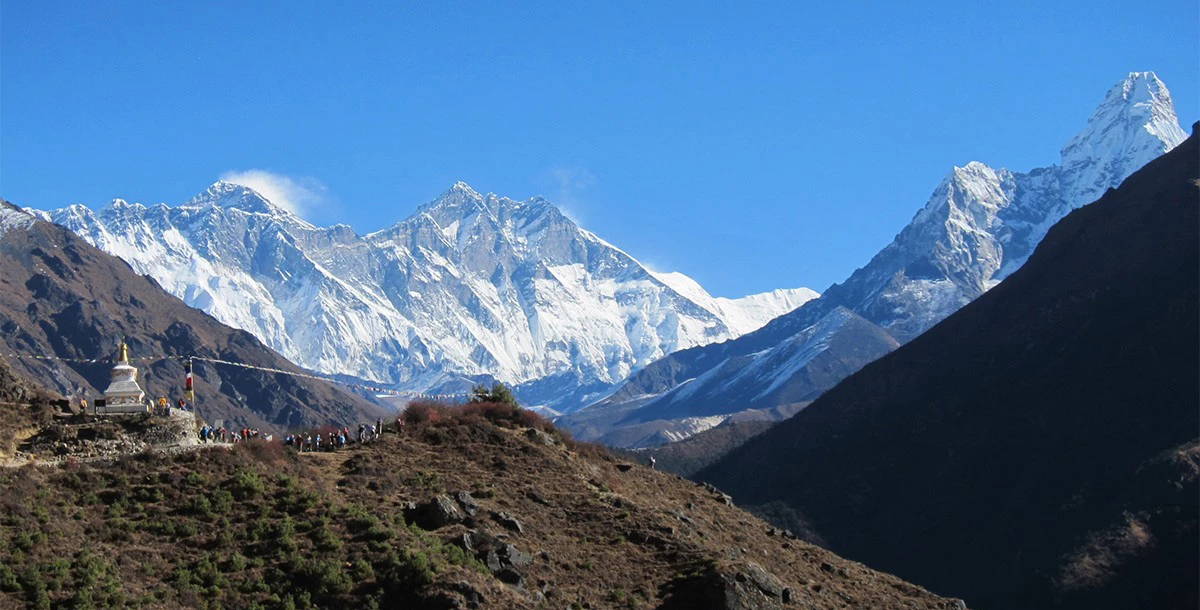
top-left (468, 382), bottom-right (518, 407)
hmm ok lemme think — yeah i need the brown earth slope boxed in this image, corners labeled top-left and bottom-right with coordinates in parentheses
top-left (699, 127), bottom-right (1200, 609)
top-left (0, 358), bottom-right (56, 457)
top-left (0, 200), bottom-right (383, 432)
top-left (0, 410), bottom-right (966, 610)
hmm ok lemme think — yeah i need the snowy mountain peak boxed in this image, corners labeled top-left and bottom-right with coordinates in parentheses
top-left (448, 180), bottom-right (480, 196)
top-left (1059, 72), bottom-right (1186, 205)
top-left (42, 181), bottom-right (817, 413)
top-left (188, 181), bottom-right (288, 217)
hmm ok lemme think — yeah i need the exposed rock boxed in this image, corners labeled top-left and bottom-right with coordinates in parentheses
top-left (407, 495), bottom-right (465, 530)
top-left (490, 510), bottom-right (525, 534)
top-left (454, 490), bottom-right (480, 516)
top-left (456, 529), bottom-right (534, 590)
top-left (524, 428), bottom-right (556, 446)
top-left (664, 561), bottom-right (790, 610)
top-left (523, 489), bottom-right (551, 506)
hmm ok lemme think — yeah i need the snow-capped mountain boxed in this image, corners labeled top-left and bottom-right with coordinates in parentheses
top-left (41, 181), bottom-right (816, 412)
top-left (844, 71), bottom-right (1185, 341)
top-left (560, 71), bottom-right (1186, 446)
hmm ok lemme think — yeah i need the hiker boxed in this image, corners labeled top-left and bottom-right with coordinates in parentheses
top-left (377, 417), bottom-right (384, 436)
top-left (648, 455), bottom-right (656, 469)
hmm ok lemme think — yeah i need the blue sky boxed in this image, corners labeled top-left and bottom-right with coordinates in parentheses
top-left (2, 1), bottom-right (1196, 297)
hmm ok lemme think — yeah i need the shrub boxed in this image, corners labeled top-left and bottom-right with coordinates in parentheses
top-left (350, 559), bottom-right (374, 581)
top-left (0, 563), bottom-right (18, 592)
top-left (375, 548), bottom-right (435, 598)
top-left (231, 469), bottom-right (266, 500)
top-left (296, 558), bottom-right (353, 598)
top-left (468, 382), bottom-right (518, 407)
top-left (183, 495), bottom-right (214, 518)
top-left (401, 401), bottom-right (447, 426)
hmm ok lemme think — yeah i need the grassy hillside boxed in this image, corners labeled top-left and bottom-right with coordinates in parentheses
top-left (0, 405), bottom-right (963, 610)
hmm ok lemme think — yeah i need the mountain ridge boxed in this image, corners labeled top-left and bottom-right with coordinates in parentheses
top-left (41, 181), bottom-right (815, 413)
top-left (698, 123), bottom-right (1200, 610)
top-left (0, 199), bottom-right (384, 432)
top-left (562, 71), bottom-right (1187, 446)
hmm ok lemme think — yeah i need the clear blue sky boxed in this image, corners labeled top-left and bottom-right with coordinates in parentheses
top-left (2, 1), bottom-right (1196, 297)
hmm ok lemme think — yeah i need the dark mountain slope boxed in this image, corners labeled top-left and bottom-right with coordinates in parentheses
top-left (641, 419), bottom-right (777, 477)
top-left (0, 200), bottom-right (383, 432)
top-left (698, 126), bottom-right (1200, 610)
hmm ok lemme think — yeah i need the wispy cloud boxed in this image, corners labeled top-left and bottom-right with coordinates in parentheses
top-left (219, 169), bottom-right (329, 217)
top-left (542, 166), bottom-right (597, 223)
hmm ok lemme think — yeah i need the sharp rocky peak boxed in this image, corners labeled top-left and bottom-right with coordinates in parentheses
top-left (1059, 71), bottom-right (1186, 185)
top-left (416, 182), bottom-right (569, 228)
top-left (186, 181), bottom-right (288, 216)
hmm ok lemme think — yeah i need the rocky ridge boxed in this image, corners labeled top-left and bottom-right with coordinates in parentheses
top-left (564, 71), bottom-right (1187, 446)
top-left (699, 124), bottom-right (1200, 609)
top-left (41, 182), bottom-right (816, 413)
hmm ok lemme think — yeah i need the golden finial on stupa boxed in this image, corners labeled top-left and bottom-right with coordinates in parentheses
top-left (118, 339), bottom-right (129, 364)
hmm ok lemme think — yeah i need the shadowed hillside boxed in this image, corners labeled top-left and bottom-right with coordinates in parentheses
top-left (639, 420), bottom-right (777, 477)
top-left (699, 127), bottom-right (1200, 609)
top-left (0, 200), bottom-right (383, 432)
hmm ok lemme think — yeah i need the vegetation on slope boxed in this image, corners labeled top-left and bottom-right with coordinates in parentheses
top-left (0, 403), bottom-right (963, 610)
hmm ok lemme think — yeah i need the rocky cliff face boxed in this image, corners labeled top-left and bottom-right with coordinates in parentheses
top-left (42, 182), bottom-right (815, 413)
top-left (565, 72), bottom-right (1187, 445)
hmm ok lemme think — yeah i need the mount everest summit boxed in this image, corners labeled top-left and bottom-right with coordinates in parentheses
top-left (41, 181), bottom-right (815, 412)
top-left (559, 71), bottom-right (1187, 446)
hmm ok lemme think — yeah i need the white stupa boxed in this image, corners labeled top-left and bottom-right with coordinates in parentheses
top-left (101, 340), bottom-right (149, 413)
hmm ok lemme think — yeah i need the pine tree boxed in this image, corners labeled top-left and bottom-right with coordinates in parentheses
top-left (468, 382), bottom-right (519, 407)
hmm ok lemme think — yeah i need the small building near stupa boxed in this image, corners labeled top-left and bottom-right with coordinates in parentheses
top-left (98, 340), bottom-right (149, 414)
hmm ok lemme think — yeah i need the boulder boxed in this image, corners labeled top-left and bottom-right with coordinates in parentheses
top-left (524, 428), bottom-right (556, 445)
top-left (406, 495), bottom-right (465, 530)
top-left (457, 529), bottom-right (535, 585)
top-left (664, 561), bottom-right (790, 610)
top-left (490, 510), bottom-right (525, 534)
top-left (453, 490), bottom-right (480, 516)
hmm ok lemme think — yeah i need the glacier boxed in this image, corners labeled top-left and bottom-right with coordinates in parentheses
top-left (40, 181), bottom-right (816, 412)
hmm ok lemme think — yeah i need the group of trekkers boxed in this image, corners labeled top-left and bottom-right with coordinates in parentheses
top-left (284, 417), bottom-right (388, 453)
top-left (198, 426), bottom-right (265, 444)
top-left (196, 415), bottom-right (400, 452)
top-left (155, 396), bottom-right (190, 416)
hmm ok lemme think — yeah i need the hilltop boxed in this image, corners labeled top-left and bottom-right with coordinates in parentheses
top-left (0, 406), bottom-right (965, 609)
